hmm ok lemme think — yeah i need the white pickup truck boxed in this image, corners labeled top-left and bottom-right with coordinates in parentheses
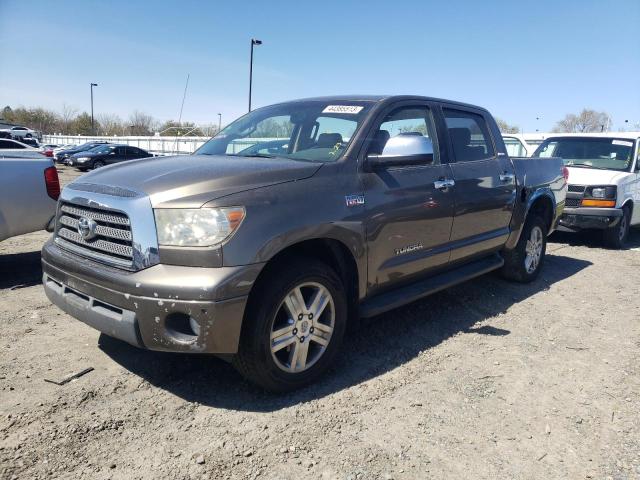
top-left (0, 150), bottom-right (60, 242)
top-left (533, 133), bottom-right (640, 248)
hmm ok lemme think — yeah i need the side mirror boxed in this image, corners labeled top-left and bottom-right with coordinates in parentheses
top-left (366, 134), bottom-right (434, 170)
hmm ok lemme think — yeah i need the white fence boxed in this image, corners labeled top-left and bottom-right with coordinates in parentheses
top-left (42, 134), bottom-right (287, 156)
top-left (42, 134), bottom-right (208, 156)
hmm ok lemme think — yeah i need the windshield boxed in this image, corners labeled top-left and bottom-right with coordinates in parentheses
top-left (88, 145), bottom-right (115, 154)
top-left (195, 100), bottom-right (373, 162)
top-left (534, 137), bottom-right (635, 171)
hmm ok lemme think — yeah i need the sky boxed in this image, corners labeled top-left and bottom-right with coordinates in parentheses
top-left (1, 0), bottom-right (639, 132)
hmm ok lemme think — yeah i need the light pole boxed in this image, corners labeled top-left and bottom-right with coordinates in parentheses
top-left (90, 83), bottom-right (98, 135)
top-left (217, 113), bottom-right (222, 133)
top-left (248, 38), bottom-right (262, 112)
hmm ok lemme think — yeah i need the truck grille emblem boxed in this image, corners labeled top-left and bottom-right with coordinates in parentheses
top-left (77, 216), bottom-right (98, 241)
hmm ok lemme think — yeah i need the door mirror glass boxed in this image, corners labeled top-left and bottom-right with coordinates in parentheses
top-left (367, 134), bottom-right (434, 168)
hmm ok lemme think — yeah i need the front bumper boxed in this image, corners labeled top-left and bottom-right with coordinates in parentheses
top-left (558, 207), bottom-right (622, 231)
top-left (41, 239), bottom-right (264, 354)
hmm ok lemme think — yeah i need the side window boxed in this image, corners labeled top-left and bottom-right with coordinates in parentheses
top-left (117, 147), bottom-right (127, 155)
top-left (443, 108), bottom-right (495, 162)
top-left (0, 140), bottom-right (17, 148)
top-left (370, 106), bottom-right (439, 164)
top-left (503, 137), bottom-right (526, 157)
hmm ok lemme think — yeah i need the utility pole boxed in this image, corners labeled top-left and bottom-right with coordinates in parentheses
top-left (217, 113), bottom-right (222, 134)
top-left (90, 83), bottom-right (98, 135)
top-left (249, 38), bottom-right (262, 112)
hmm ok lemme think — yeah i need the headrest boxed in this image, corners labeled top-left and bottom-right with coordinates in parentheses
top-left (449, 128), bottom-right (471, 146)
top-left (316, 133), bottom-right (343, 148)
top-left (369, 129), bottom-right (390, 154)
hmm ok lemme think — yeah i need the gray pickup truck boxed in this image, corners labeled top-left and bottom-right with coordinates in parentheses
top-left (42, 95), bottom-right (567, 391)
top-left (0, 151), bottom-right (59, 242)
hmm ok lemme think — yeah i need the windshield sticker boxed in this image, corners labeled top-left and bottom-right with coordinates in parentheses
top-left (322, 105), bottom-right (364, 114)
top-left (612, 140), bottom-right (633, 147)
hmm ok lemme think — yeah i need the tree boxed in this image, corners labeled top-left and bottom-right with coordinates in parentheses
top-left (70, 112), bottom-right (95, 136)
top-left (552, 109), bottom-right (611, 133)
top-left (60, 104), bottom-right (78, 134)
top-left (1, 106), bottom-right (12, 120)
top-left (157, 120), bottom-right (203, 136)
top-left (129, 111), bottom-right (155, 135)
top-left (97, 113), bottom-right (125, 136)
top-left (495, 118), bottom-right (520, 134)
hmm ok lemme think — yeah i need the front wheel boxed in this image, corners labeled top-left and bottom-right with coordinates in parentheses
top-left (92, 160), bottom-right (105, 169)
top-left (500, 215), bottom-right (547, 283)
top-left (602, 206), bottom-right (630, 249)
top-left (233, 257), bottom-right (347, 392)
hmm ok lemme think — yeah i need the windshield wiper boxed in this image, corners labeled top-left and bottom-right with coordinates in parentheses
top-left (566, 163), bottom-right (599, 169)
top-left (228, 153), bottom-right (276, 159)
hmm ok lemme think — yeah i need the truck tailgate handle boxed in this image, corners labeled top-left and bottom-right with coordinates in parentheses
top-left (434, 178), bottom-right (455, 190)
top-left (499, 173), bottom-right (515, 183)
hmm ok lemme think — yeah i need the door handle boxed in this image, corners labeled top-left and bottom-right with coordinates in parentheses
top-left (434, 178), bottom-right (455, 190)
top-left (499, 173), bottom-right (515, 183)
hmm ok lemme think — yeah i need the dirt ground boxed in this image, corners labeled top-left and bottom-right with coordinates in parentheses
top-left (1, 165), bottom-right (639, 480)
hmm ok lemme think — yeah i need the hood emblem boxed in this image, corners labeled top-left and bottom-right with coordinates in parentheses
top-left (77, 216), bottom-right (98, 241)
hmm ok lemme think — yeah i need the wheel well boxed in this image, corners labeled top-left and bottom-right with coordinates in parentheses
top-left (250, 239), bottom-right (360, 317)
top-left (622, 199), bottom-right (633, 215)
top-left (529, 195), bottom-right (554, 232)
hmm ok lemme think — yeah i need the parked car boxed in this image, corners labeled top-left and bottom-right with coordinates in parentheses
top-left (42, 95), bottom-right (566, 391)
top-left (54, 141), bottom-right (110, 164)
top-left (0, 150), bottom-right (59, 242)
top-left (20, 137), bottom-right (40, 148)
top-left (68, 144), bottom-right (152, 170)
top-left (502, 134), bottom-right (536, 157)
top-left (534, 133), bottom-right (639, 248)
top-left (0, 138), bottom-right (39, 151)
top-left (0, 125), bottom-right (36, 139)
top-left (40, 144), bottom-right (61, 158)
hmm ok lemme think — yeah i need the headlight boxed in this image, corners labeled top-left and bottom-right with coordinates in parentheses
top-left (587, 186), bottom-right (616, 199)
top-left (154, 207), bottom-right (245, 247)
top-left (76, 157), bottom-right (89, 162)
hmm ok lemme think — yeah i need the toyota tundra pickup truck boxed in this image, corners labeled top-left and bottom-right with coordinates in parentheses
top-left (533, 133), bottom-right (640, 248)
top-left (42, 95), bottom-right (567, 391)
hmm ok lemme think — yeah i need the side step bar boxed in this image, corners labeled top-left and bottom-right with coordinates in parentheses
top-left (360, 254), bottom-right (504, 318)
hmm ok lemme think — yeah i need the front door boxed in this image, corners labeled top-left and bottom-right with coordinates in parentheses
top-left (442, 107), bottom-right (517, 261)
top-left (362, 104), bottom-right (455, 295)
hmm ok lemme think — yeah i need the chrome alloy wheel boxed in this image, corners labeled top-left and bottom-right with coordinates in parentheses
top-left (524, 225), bottom-right (544, 274)
top-left (270, 282), bottom-right (335, 373)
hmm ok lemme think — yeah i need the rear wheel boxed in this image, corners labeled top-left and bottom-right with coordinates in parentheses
top-left (603, 206), bottom-right (630, 249)
top-left (500, 215), bottom-right (547, 283)
top-left (233, 257), bottom-right (347, 392)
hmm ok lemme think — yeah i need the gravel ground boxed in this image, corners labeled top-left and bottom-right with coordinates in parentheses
top-left (1, 166), bottom-right (639, 480)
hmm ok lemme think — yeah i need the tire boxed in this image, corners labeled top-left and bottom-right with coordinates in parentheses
top-left (92, 160), bottom-right (105, 169)
top-left (603, 206), bottom-right (630, 249)
top-left (500, 215), bottom-right (547, 283)
top-left (233, 257), bottom-right (347, 392)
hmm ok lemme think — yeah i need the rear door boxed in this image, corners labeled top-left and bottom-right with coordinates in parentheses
top-left (442, 106), bottom-right (517, 261)
top-left (362, 102), bottom-right (455, 295)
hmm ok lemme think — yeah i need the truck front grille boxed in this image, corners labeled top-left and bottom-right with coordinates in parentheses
top-left (567, 184), bottom-right (586, 193)
top-left (54, 202), bottom-right (134, 269)
top-left (565, 198), bottom-right (581, 208)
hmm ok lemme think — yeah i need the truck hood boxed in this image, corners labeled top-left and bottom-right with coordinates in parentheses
top-left (567, 166), bottom-right (631, 186)
top-left (71, 154), bottom-right (322, 208)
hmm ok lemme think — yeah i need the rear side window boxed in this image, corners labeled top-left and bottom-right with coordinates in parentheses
top-left (0, 140), bottom-right (23, 149)
top-left (443, 108), bottom-right (495, 162)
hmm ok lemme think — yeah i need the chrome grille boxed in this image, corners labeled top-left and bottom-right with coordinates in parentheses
top-left (54, 202), bottom-right (134, 269)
